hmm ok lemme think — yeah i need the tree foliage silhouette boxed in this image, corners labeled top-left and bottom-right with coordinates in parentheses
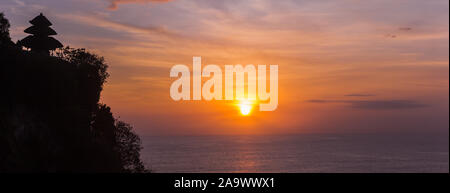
top-left (0, 13), bottom-right (147, 172)
top-left (0, 13), bottom-right (11, 45)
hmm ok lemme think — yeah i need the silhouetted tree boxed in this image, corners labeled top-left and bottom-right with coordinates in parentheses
top-left (115, 120), bottom-right (147, 172)
top-left (58, 47), bottom-right (110, 113)
top-left (0, 13), bottom-right (147, 172)
top-left (91, 104), bottom-right (147, 172)
top-left (0, 13), bottom-right (11, 45)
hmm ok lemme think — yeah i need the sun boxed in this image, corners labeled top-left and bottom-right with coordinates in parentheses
top-left (240, 103), bottom-right (252, 116)
top-left (238, 101), bottom-right (253, 116)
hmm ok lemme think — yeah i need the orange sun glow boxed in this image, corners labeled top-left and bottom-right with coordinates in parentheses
top-left (238, 100), bottom-right (254, 116)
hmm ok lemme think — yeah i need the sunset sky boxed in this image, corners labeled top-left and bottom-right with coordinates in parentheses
top-left (2, 0), bottom-right (449, 135)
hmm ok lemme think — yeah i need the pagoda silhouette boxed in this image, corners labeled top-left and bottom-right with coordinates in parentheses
top-left (18, 13), bottom-right (63, 55)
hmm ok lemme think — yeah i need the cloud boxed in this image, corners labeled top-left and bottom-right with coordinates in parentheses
top-left (306, 99), bottom-right (329, 103)
top-left (107, 0), bottom-right (172, 10)
top-left (57, 13), bottom-right (175, 37)
top-left (345, 94), bottom-right (375, 97)
top-left (307, 99), bottom-right (428, 110)
top-left (12, 0), bottom-right (25, 6)
top-left (350, 100), bottom-right (428, 110)
top-left (383, 27), bottom-right (413, 39)
top-left (399, 27), bottom-right (412, 31)
top-left (385, 34), bottom-right (397, 38)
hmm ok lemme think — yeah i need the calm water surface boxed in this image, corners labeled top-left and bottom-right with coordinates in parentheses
top-left (140, 134), bottom-right (449, 173)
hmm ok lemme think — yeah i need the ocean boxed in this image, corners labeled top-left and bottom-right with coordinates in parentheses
top-left (140, 133), bottom-right (449, 173)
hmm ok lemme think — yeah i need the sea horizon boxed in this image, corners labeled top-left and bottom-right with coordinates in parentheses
top-left (140, 132), bottom-right (449, 173)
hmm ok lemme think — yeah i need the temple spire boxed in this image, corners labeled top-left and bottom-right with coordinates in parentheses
top-left (18, 13), bottom-right (63, 55)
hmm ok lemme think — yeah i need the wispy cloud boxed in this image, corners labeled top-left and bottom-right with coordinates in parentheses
top-left (350, 100), bottom-right (428, 110)
top-left (307, 99), bottom-right (428, 110)
top-left (106, 0), bottom-right (172, 10)
top-left (399, 27), bottom-right (412, 31)
top-left (56, 13), bottom-right (176, 37)
top-left (344, 94), bottom-right (376, 97)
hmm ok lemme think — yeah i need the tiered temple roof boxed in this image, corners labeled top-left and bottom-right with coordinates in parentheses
top-left (19, 13), bottom-right (63, 54)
